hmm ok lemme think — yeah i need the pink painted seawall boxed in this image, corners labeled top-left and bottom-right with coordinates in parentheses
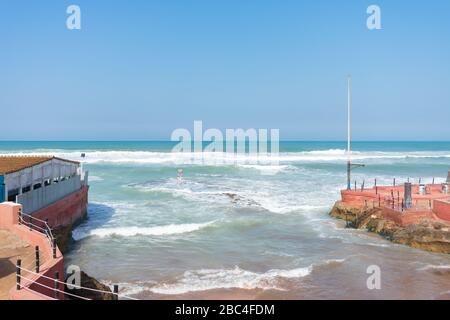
top-left (340, 184), bottom-right (450, 225)
top-left (32, 186), bottom-right (89, 229)
top-left (0, 202), bottom-right (64, 300)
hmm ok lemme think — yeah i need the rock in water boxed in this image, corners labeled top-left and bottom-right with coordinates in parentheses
top-left (64, 271), bottom-right (115, 300)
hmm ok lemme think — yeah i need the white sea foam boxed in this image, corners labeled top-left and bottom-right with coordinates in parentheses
top-left (418, 264), bottom-right (450, 271)
top-left (88, 175), bottom-right (104, 182)
top-left (134, 182), bottom-right (330, 215)
top-left (4, 149), bottom-right (450, 165)
top-left (149, 265), bottom-right (313, 294)
top-left (72, 221), bottom-right (215, 240)
top-left (236, 164), bottom-right (296, 175)
top-left (149, 258), bottom-right (346, 295)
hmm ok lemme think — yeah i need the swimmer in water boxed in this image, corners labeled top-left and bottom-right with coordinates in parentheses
top-left (177, 168), bottom-right (184, 183)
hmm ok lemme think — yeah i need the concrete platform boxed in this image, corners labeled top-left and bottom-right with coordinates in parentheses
top-left (341, 183), bottom-right (450, 224)
top-left (0, 229), bottom-right (37, 300)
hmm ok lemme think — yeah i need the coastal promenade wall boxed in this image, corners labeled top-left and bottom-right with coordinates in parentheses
top-left (341, 187), bottom-right (450, 225)
top-left (0, 202), bottom-right (64, 300)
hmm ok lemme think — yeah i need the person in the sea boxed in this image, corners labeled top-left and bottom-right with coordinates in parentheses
top-left (177, 168), bottom-right (184, 184)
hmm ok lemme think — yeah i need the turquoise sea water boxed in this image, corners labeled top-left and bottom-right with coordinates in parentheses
top-left (1, 141), bottom-right (450, 299)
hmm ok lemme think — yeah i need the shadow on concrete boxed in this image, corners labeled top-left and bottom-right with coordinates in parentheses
top-left (0, 257), bottom-right (16, 280)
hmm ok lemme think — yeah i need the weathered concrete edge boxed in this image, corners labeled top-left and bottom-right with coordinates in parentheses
top-left (329, 201), bottom-right (450, 254)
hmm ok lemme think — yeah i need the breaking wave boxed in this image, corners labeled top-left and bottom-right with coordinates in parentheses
top-left (4, 149), bottom-right (450, 165)
top-left (418, 264), bottom-right (450, 271)
top-left (236, 164), bottom-right (297, 175)
top-left (149, 266), bottom-right (313, 294)
top-left (149, 259), bottom-right (345, 295)
top-left (72, 221), bottom-right (215, 240)
top-left (133, 182), bottom-right (329, 214)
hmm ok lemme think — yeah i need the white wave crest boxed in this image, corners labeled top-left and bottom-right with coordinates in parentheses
top-left (88, 175), bottom-right (104, 182)
top-left (418, 264), bottom-right (450, 271)
top-left (72, 221), bottom-right (215, 240)
top-left (4, 149), bottom-right (450, 165)
top-left (236, 164), bottom-right (296, 175)
top-left (149, 265), bottom-right (313, 294)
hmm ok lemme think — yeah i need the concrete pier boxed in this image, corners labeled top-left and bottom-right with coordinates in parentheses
top-left (339, 179), bottom-right (450, 224)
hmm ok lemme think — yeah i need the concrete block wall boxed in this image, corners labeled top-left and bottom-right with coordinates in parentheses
top-left (17, 175), bottom-right (81, 214)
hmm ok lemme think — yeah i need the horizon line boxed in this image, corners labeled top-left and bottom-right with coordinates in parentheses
top-left (2, 140), bottom-right (450, 143)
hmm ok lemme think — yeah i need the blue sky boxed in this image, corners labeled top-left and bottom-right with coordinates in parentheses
top-left (1, 0), bottom-right (450, 140)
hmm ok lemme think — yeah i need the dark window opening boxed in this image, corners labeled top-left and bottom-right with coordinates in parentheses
top-left (8, 188), bottom-right (20, 202)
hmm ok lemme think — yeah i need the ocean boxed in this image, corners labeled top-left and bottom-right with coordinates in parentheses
top-left (1, 141), bottom-right (450, 299)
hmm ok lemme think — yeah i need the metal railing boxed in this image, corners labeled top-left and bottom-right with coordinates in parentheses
top-left (15, 262), bottom-right (138, 300)
top-left (17, 207), bottom-right (57, 258)
top-left (363, 196), bottom-right (434, 213)
top-left (352, 177), bottom-right (447, 193)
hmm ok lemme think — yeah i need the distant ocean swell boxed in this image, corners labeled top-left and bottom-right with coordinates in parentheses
top-left (3, 149), bottom-right (450, 165)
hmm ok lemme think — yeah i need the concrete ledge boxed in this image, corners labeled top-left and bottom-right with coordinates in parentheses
top-left (0, 202), bottom-right (64, 300)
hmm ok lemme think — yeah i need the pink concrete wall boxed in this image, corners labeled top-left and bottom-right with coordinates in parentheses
top-left (0, 202), bottom-right (64, 300)
top-left (341, 190), bottom-right (378, 206)
top-left (33, 186), bottom-right (88, 229)
top-left (378, 208), bottom-right (403, 225)
top-left (433, 200), bottom-right (450, 222)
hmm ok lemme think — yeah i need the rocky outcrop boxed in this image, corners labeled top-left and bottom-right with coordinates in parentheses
top-left (64, 271), bottom-right (115, 300)
top-left (53, 208), bottom-right (88, 254)
top-left (330, 202), bottom-right (450, 254)
top-left (53, 224), bottom-right (73, 253)
top-left (329, 202), bottom-right (364, 226)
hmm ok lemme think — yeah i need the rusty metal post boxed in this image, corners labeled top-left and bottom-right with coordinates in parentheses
top-left (54, 271), bottom-right (59, 299)
top-left (16, 259), bottom-right (21, 290)
top-left (35, 246), bottom-right (40, 273)
top-left (52, 238), bottom-right (57, 259)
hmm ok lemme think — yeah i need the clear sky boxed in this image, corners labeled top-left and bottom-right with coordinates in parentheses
top-left (1, 0), bottom-right (450, 140)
